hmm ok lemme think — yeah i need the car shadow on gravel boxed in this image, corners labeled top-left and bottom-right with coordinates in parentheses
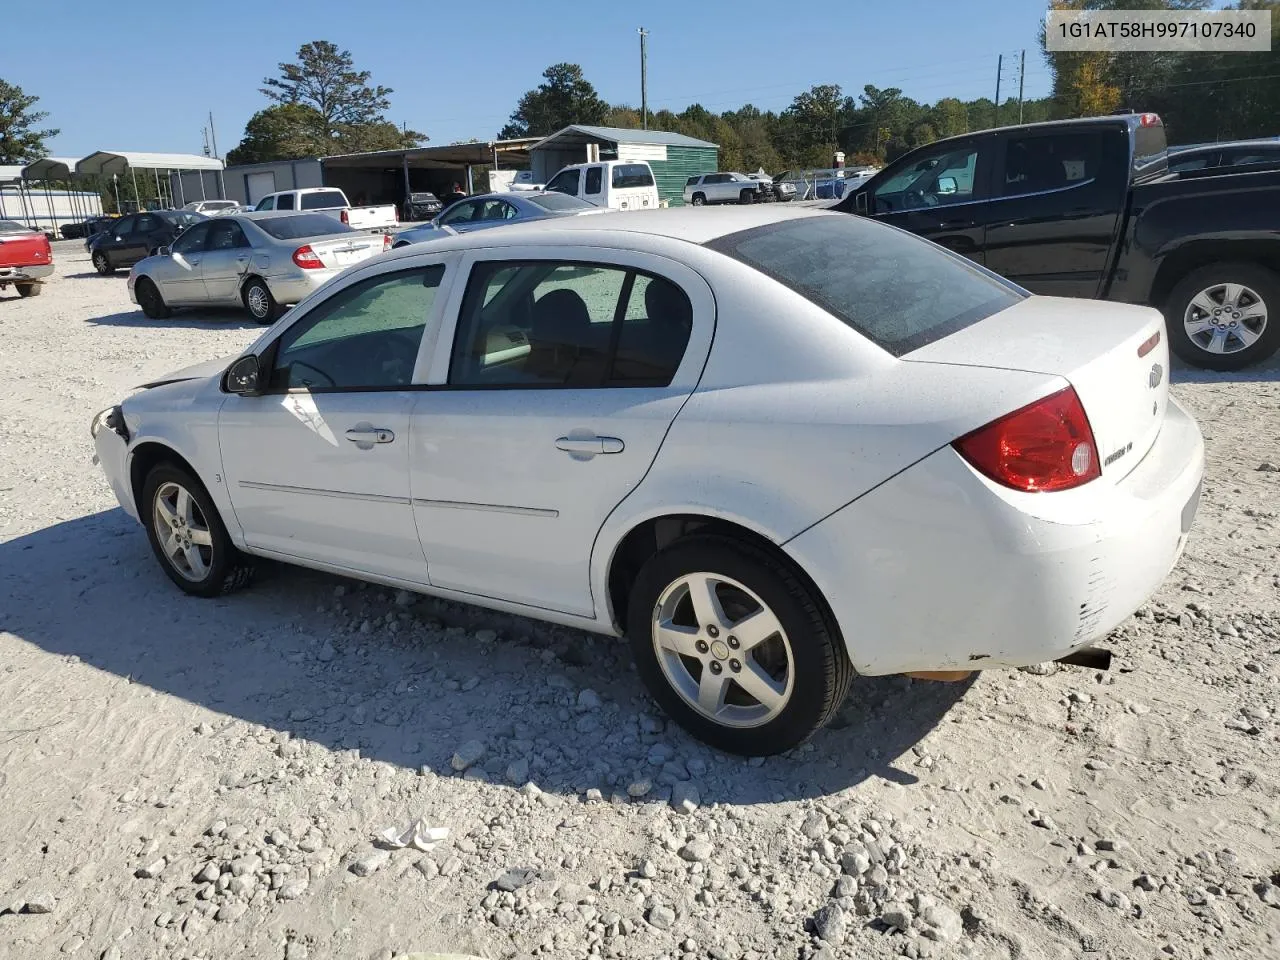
top-left (1, 509), bottom-right (969, 806)
top-left (87, 309), bottom-right (268, 330)
top-left (1171, 353), bottom-right (1280, 384)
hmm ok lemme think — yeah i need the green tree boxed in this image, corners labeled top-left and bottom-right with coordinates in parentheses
top-left (0, 79), bottom-right (58, 164)
top-left (226, 104), bottom-right (327, 164)
top-left (500, 64), bottom-right (609, 138)
top-left (261, 41), bottom-right (422, 144)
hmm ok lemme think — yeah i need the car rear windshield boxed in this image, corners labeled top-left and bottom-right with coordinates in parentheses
top-left (254, 213), bottom-right (353, 239)
top-left (612, 164), bottom-right (654, 188)
top-left (300, 190), bottom-right (349, 210)
top-left (707, 215), bottom-right (1024, 356)
top-left (527, 192), bottom-right (593, 211)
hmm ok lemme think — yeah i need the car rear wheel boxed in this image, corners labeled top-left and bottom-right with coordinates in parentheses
top-left (141, 463), bottom-right (254, 598)
top-left (92, 251), bottom-right (114, 275)
top-left (135, 277), bottom-right (171, 319)
top-left (691, 193), bottom-right (706, 206)
top-left (15, 283), bottom-right (41, 298)
top-left (626, 535), bottom-right (853, 756)
top-left (1165, 262), bottom-right (1280, 371)
top-left (242, 278), bottom-right (279, 323)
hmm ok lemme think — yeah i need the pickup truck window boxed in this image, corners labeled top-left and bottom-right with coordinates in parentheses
top-left (276, 193), bottom-right (296, 210)
top-left (547, 170), bottom-right (581, 197)
top-left (300, 190), bottom-right (348, 210)
top-left (257, 196), bottom-right (275, 211)
top-left (585, 166), bottom-right (603, 195)
top-left (872, 146), bottom-right (981, 213)
top-left (1001, 132), bottom-right (1102, 196)
top-left (613, 164), bottom-right (655, 188)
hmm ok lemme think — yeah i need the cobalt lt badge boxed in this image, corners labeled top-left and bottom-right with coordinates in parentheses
top-left (1148, 363), bottom-right (1164, 389)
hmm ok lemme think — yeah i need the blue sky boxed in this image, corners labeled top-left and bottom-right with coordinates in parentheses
top-left (7, 0), bottom-right (1056, 158)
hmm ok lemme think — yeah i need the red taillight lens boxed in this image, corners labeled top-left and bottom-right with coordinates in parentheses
top-left (340, 209), bottom-right (350, 224)
top-left (953, 386), bottom-right (1101, 493)
top-left (292, 244), bottom-right (324, 269)
top-left (382, 233), bottom-right (392, 252)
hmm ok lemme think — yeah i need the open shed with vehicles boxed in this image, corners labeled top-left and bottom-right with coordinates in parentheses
top-left (530, 126), bottom-right (719, 206)
top-left (77, 151), bottom-right (226, 211)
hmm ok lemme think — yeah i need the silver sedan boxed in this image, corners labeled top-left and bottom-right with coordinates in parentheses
top-left (128, 212), bottom-right (391, 323)
top-left (393, 191), bottom-right (601, 247)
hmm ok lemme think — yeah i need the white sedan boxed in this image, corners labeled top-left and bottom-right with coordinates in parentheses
top-left (91, 207), bottom-right (1205, 756)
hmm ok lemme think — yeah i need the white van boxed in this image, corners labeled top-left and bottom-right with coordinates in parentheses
top-left (543, 160), bottom-right (660, 211)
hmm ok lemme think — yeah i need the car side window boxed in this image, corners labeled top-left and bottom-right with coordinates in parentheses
top-left (1001, 132), bottom-right (1101, 196)
top-left (111, 217), bottom-right (134, 239)
top-left (546, 169), bottom-right (581, 197)
top-left (276, 193), bottom-right (296, 210)
top-left (135, 215), bottom-right (160, 233)
top-left (270, 266), bottom-right (445, 391)
top-left (440, 200), bottom-right (479, 225)
top-left (585, 166), bottom-right (603, 195)
top-left (258, 196), bottom-right (275, 211)
top-left (871, 144), bottom-right (982, 213)
top-left (686, 176), bottom-right (700, 186)
top-left (171, 222), bottom-right (211, 254)
top-left (207, 220), bottom-right (250, 250)
top-left (448, 261), bottom-right (692, 388)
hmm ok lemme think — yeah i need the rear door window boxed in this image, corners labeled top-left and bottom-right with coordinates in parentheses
top-left (707, 215), bottom-right (1022, 356)
top-left (585, 166), bottom-right (603, 195)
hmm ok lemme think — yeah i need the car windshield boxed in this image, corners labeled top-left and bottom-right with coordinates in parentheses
top-left (526, 192), bottom-right (594, 211)
top-left (253, 213), bottom-right (354, 239)
top-left (161, 212), bottom-right (205, 227)
top-left (708, 215), bottom-right (1024, 356)
top-left (0, 219), bottom-right (32, 233)
top-left (410, 193), bottom-right (438, 202)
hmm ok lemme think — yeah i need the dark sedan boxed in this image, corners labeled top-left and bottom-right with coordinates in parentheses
top-left (402, 192), bottom-right (443, 221)
top-left (89, 211), bottom-right (206, 275)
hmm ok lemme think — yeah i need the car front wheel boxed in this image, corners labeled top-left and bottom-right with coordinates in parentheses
top-left (135, 277), bottom-right (171, 319)
top-left (1165, 262), bottom-right (1280, 371)
top-left (92, 251), bottom-right (114, 275)
top-left (627, 536), bottom-right (853, 756)
top-left (141, 463), bottom-right (254, 597)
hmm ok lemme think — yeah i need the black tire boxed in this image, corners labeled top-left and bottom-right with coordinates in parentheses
top-left (141, 463), bottom-right (254, 598)
top-left (1165, 262), bottom-right (1280, 372)
top-left (15, 283), bottom-right (42, 298)
top-left (626, 535), bottom-right (853, 756)
top-left (135, 277), bottom-right (171, 319)
top-left (691, 193), bottom-right (706, 206)
top-left (242, 277), bottom-right (280, 323)
top-left (92, 251), bottom-right (114, 275)
top-left (739, 189), bottom-right (756, 205)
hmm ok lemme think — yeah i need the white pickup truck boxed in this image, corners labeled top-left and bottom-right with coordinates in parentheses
top-left (253, 187), bottom-right (398, 232)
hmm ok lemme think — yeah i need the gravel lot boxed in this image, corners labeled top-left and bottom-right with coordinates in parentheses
top-left (1, 244), bottom-right (1278, 960)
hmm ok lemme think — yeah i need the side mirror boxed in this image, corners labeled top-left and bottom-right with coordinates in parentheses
top-left (157, 245), bottom-right (171, 256)
top-left (224, 355), bottom-right (263, 396)
top-left (936, 176), bottom-right (958, 195)
top-left (855, 191), bottom-right (869, 215)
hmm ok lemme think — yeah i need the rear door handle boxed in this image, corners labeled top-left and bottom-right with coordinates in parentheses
top-left (555, 435), bottom-right (625, 456)
top-left (345, 426), bottom-right (395, 446)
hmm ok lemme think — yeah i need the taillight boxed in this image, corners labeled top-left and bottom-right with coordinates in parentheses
top-left (340, 209), bottom-right (350, 225)
top-left (382, 234), bottom-right (392, 252)
top-left (293, 244), bottom-right (324, 269)
top-left (953, 386), bottom-right (1101, 493)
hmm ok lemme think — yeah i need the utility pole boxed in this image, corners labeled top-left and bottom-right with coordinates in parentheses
top-left (1017, 49), bottom-right (1026, 124)
top-left (208, 110), bottom-right (227, 200)
top-left (638, 27), bottom-right (649, 130)
top-left (994, 54), bottom-right (1003, 127)
top-left (208, 111), bottom-right (220, 159)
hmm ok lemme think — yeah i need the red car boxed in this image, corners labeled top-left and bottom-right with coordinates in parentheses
top-left (0, 219), bottom-right (54, 298)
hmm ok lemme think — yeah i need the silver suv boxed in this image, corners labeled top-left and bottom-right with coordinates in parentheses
top-left (683, 173), bottom-right (771, 206)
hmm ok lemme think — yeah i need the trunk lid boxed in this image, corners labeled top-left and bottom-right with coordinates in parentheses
top-left (905, 296), bottom-right (1169, 483)
top-left (306, 233), bottom-right (382, 269)
top-left (0, 231), bottom-right (52, 268)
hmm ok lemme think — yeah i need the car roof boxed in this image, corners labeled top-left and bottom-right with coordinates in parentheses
top-left (238, 210), bottom-right (347, 221)
top-left (380, 205), bottom-right (830, 261)
top-left (1169, 139), bottom-right (1280, 156)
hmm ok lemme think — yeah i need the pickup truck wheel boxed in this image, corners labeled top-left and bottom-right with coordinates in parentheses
top-left (135, 277), bottom-right (171, 319)
top-left (1166, 262), bottom-right (1280, 371)
top-left (691, 193), bottom-right (706, 206)
top-left (92, 251), bottom-right (114, 275)
top-left (141, 464), bottom-right (254, 598)
top-left (15, 283), bottom-right (41, 298)
top-left (243, 278), bottom-right (280, 323)
top-left (626, 535), bottom-right (853, 756)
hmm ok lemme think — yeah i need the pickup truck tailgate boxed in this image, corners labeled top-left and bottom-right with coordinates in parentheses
top-left (0, 232), bottom-right (52, 270)
top-left (905, 296), bottom-right (1169, 483)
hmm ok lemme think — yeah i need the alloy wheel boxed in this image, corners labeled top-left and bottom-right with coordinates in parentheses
top-left (153, 481), bottom-right (213, 582)
top-left (247, 285), bottom-right (270, 319)
top-left (1184, 282), bottom-right (1268, 356)
top-left (650, 572), bottom-right (795, 728)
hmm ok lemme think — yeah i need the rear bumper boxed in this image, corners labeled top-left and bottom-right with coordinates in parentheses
top-left (264, 268), bottom-right (342, 305)
top-left (785, 397), bottom-right (1206, 675)
top-left (0, 263), bottom-right (53, 283)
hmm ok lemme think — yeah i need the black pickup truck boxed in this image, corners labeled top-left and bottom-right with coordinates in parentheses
top-left (835, 113), bottom-right (1280, 370)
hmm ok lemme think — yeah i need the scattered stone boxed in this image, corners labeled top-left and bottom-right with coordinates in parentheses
top-left (577, 689), bottom-right (602, 710)
top-left (195, 862), bottom-right (220, 884)
top-left (1098, 887), bottom-right (1132, 911)
top-left (1095, 839), bottom-right (1125, 852)
top-left (833, 875), bottom-right (858, 898)
top-left (671, 781), bottom-right (701, 814)
top-left (880, 901), bottom-right (914, 931)
top-left (285, 943), bottom-right (309, 960)
top-left (506, 758), bottom-right (530, 784)
top-left (349, 850), bottom-right (391, 877)
top-left (134, 857), bottom-right (167, 879)
top-left (451, 739), bottom-right (486, 772)
top-left (519, 782), bottom-right (541, 798)
top-left (23, 893), bottom-right (56, 914)
top-left (647, 904), bottom-right (677, 930)
top-left (215, 901), bottom-right (248, 923)
top-left (584, 788), bottom-right (604, 802)
top-left (278, 878), bottom-right (309, 901)
top-left (812, 902), bottom-right (848, 946)
top-left (317, 642), bottom-right (336, 663)
top-left (494, 868), bottom-right (538, 892)
top-left (679, 839), bottom-right (714, 863)
top-left (801, 810), bottom-right (828, 840)
top-left (639, 859), bottom-right (658, 879)
top-left (627, 778), bottom-right (653, 798)
top-left (1085, 760), bottom-right (1111, 771)
top-left (1135, 875), bottom-right (1158, 892)
top-left (841, 848), bottom-right (871, 876)
top-left (1257, 462), bottom-right (1278, 472)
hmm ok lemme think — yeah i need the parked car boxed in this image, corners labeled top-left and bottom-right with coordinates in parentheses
top-left (183, 199), bottom-right (241, 217)
top-left (81, 216), bottom-right (120, 250)
top-left (89, 211), bottom-right (206, 275)
top-left (128, 212), bottom-right (391, 323)
top-left (1167, 138), bottom-right (1280, 174)
top-left (393, 191), bottom-right (602, 247)
top-left (684, 172), bottom-right (771, 206)
top-left (91, 206), bottom-right (1204, 756)
top-left (748, 173), bottom-right (795, 202)
top-left (0, 219), bottom-right (53, 297)
top-left (544, 160), bottom-right (660, 211)
top-left (253, 188), bottom-right (399, 232)
top-left (402, 192), bottom-right (443, 222)
top-left (836, 112), bottom-right (1280, 370)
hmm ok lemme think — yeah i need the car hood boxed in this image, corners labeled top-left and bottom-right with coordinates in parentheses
top-left (137, 355), bottom-right (235, 389)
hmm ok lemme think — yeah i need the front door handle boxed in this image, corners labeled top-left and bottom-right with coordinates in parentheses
top-left (555, 435), bottom-right (625, 456)
top-left (345, 426), bottom-right (395, 447)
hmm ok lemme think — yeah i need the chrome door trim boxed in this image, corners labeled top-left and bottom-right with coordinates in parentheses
top-left (412, 497), bottom-right (558, 518)
top-left (238, 480), bottom-right (410, 505)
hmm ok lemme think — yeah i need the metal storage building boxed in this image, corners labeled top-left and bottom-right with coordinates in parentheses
top-left (530, 126), bottom-right (719, 206)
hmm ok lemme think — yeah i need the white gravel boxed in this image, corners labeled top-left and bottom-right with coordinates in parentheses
top-left (1, 245), bottom-right (1278, 959)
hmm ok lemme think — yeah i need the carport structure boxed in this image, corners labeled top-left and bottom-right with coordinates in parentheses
top-left (21, 157), bottom-right (99, 228)
top-left (319, 138), bottom-right (540, 206)
top-left (75, 151), bottom-right (226, 211)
